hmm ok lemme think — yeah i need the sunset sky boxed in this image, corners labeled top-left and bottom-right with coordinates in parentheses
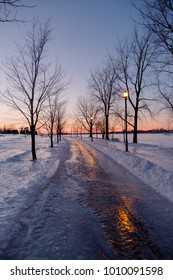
top-left (0, 0), bottom-right (169, 131)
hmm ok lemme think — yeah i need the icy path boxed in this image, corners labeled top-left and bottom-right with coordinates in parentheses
top-left (1, 139), bottom-right (117, 260)
top-left (82, 136), bottom-right (173, 203)
top-left (2, 139), bottom-right (173, 259)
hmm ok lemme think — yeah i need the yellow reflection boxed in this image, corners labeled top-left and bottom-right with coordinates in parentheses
top-left (79, 143), bottom-right (97, 179)
top-left (118, 207), bottom-right (135, 233)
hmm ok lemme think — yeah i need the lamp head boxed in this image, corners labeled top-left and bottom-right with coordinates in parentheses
top-left (123, 91), bottom-right (129, 98)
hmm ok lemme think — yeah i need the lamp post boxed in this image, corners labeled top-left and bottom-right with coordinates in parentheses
top-left (123, 91), bottom-right (129, 152)
top-left (90, 116), bottom-right (93, 141)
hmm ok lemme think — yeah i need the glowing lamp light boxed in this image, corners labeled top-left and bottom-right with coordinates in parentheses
top-left (123, 91), bottom-right (129, 99)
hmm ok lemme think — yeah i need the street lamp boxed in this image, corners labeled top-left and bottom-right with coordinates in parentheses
top-left (90, 116), bottom-right (93, 141)
top-left (123, 91), bottom-right (129, 152)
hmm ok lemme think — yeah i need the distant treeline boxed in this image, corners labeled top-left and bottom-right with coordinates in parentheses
top-left (0, 129), bottom-right (19, 134)
top-left (0, 128), bottom-right (172, 136)
top-left (63, 128), bottom-right (173, 136)
top-left (127, 129), bottom-right (173, 134)
top-left (0, 129), bottom-right (38, 135)
top-left (112, 129), bottom-right (173, 134)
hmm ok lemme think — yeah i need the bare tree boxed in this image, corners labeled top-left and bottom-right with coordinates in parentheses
top-left (135, 0), bottom-right (173, 54)
top-left (88, 61), bottom-right (118, 140)
top-left (41, 96), bottom-right (58, 148)
top-left (94, 116), bottom-right (105, 139)
top-left (111, 29), bottom-right (156, 143)
top-left (156, 72), bottom-right (173, 119)
top-left (75, 96), bottom-right (98, 138)
top-left (55, 99), bottom-right (67, 142)
top-left (41, 95), bottom-right (67, 146)
top-left (135, 0), bottom-right (173, 116)
top-left (0, 19), bottom-right (67, 160)
top-left (0, 0), bottom-right (34, 22)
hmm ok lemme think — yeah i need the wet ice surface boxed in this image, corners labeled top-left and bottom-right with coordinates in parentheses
top-left (2, 138), bottom-right (173, 259)
top-left (71, 140), bottom-right (173, 259)
top-left (84, 135), bottom-right (173, 203)
top-left (1, 140), bottom-right (117, 260)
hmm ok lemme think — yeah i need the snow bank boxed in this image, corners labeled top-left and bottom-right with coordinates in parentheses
top-left (82, 137), bottom-right (173, 203)
top-left (0, 135), bottom-right (61, 254)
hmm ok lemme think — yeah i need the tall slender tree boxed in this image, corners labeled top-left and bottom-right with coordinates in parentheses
top-left (88, 61), bottom-right (118, 140)
top-left (75, 96), bottom-right (98, 138)
top-left (111, 29), bottom-right (156, 143)
top-left (55, 99), bottom-right (67, 142)
top-left (41, 96), bottom-right (58, 148)
top-left (0, 19), bottom-right (67, 160)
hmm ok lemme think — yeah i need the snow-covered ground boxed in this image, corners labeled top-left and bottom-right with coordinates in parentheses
top-left (0, 134), bottom-right (61, 252)
top-left (112, 133), bottom-right (173, 173)
top-left (83, 133), bottom-right (173, 202)
top-left (0, 133), bottom-right (173, 253)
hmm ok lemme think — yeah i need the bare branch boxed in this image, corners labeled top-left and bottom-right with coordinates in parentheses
top-left (88, 59), bottom-right (118, 140)
top-left (0, 19), bottom-right (68, 159)
top-left (0, 0), bottom-right (35, 22)
top-left (111, 28), bottom-right (156, 142)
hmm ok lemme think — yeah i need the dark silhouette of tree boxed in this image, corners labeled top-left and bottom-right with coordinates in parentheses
top-left (135, 0), bottom-right (173, 118)
top-left (41, 97), bottom-right (58, 148)
top-left (135, 0), bottom-right (173, 54)
top-left (55, 99), bottom-right (67, 143)
top-left (111, 29), bottom-right (156, 143)
top-left (0, 19), bottom-right (67, 160)
top-left (88, 61), bottom-right (117, 140)
top-left (75, 96), bottom-right (98, 139)
top-left (40, 96), bottom-right (67, 147)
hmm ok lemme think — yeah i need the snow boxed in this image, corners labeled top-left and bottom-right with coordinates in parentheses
top-left (0, 132), bottom-right (173, 254)
top-left (0, 134), bottom-right (60, 252)
top-left (82, 133), bottom-right (173, 203)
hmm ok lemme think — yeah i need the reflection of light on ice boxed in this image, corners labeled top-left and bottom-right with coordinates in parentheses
top-left (118, 207), bottom-right (134, 233)
top-left (83, 135), bottom-right (173, 203)
top-left (78, 142), bottom-right (97, 179)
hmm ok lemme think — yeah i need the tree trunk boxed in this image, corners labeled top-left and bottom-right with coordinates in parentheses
top-left (123, 129), bottom-right (125, 143)
top-left (50, 130), bottom-right (53, 147)
top-left (105, 114), bottom-right (109, 140)
top-left (133, 109), bottom-right (138, 143)
top-left (30, 125), bottom-right (37, 160)
top-left (57, 127), bottom-right (61, 142)
top-left (90, 124), bottom-right (93, 138)
top-left (56, 127), bottom-right (59, 143)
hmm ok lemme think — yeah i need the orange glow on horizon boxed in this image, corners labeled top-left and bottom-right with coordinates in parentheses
top-left (0, 110), bottom-right (171, 134)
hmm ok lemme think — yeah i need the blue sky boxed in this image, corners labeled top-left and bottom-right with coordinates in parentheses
top-left (0, 0), bottom-right (149, 128)
top-left (34, 0), bottom-right (139, 104)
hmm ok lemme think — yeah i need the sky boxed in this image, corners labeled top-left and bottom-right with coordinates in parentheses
top-left (0, 0), bottom-right (168, 131)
